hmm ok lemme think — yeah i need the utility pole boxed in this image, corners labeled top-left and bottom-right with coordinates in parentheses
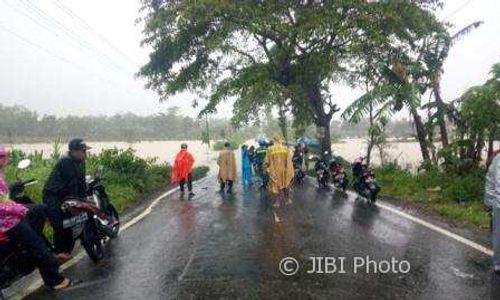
top-left (205, 113), bottom-right (210, 147)
top-left (205, 113), bottom-right (210, 164)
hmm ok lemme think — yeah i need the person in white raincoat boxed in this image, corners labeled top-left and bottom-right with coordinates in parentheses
top-left (485, 151), bottom-right (500, 276)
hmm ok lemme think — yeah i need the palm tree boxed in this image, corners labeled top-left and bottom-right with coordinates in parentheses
top-left (424, 21), bottom-right (483, 148)
top-left (342, 64), bottom-right (432, 162)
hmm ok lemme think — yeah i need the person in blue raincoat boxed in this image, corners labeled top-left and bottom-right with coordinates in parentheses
top-left (241, 145), bottom-right (253, 187)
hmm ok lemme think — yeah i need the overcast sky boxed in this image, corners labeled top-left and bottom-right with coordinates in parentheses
top-left (0, 0), bottom-right (499, 120)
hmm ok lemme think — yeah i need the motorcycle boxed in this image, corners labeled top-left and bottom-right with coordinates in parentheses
top-left (292, 155), bottom-right (305, 185)
top-left (0, 238), bottom-right (39, 299)
top-left (60, 175), bottom-right (120, 262)
top-left (329, 161), bottom-right (348, 192)
top-left (315, 160), bottom-right (330, 190)
top-left (354, 165), bottom-right (380, 202)
top-left (9, 159), bottom-right (37, 206)
top-left (0, 159), bottom-right (43, 298)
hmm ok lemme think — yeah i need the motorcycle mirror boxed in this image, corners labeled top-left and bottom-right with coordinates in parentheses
top-left (17, 159), bottom-right (31, 170)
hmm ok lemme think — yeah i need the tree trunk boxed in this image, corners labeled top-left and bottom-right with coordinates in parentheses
top-left (377, 144), bottom-right (386, 166)
top-left (433, 83), bottom-right (449, 148)
top-left (488, 136), bottom-right (494, 162)
top-left (366, 103), bottom-right (374, 166)
top-left (317, 117), bottom-right (332, 158)
top-left (410, 106), bottom-right (431, 162)
top-left (426, 117), bottom-right (438, 166)
top-left (278, 105), bottom-right (288, 143)
top-left (306, 83), bottom-right (333, 159)
top-left (474, 136), bottom-right (485, 164)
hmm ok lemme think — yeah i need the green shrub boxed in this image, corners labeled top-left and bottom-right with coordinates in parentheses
top-left (374, 163), bottom-right (489, 228)
top-left (442, 170), bottom-right (485, 203)
top-left (212, 135), bottom-right (244, 150)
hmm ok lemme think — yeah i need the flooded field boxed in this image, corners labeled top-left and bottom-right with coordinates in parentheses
top-left (7, 139), bottom-right (496, 170)
top-left (5, 140), bottom-right (215, 167)
top-left (332, 138), bottom-right (434, 169)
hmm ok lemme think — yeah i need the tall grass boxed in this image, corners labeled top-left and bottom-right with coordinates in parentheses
top-left (375, 163), bottom-right (489, 228)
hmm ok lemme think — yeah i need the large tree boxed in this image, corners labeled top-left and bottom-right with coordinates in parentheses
top-left (138, 0), bottom-right (443, 155)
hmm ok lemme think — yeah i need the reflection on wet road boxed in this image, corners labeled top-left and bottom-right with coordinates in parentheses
top-left (26, 176), bottom-right (500, 299)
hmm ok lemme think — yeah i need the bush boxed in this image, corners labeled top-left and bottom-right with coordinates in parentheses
top-left (442, 169), bottom-right (485, 203)
top-left (374, 163), bottom-right (489, 228)
top-left (87, 148), bottom-right (157, 192)
top-left (212, 135), bottom-right (244, 151)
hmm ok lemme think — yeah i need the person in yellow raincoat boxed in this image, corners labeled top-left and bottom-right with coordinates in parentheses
top-left (265, 137), bottom-right (294, 206)
top-left (217, 142), bottom-right (237, 194)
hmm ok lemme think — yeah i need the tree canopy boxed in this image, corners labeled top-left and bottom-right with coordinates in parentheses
top-left (138, 0), bottom-right (445, 155)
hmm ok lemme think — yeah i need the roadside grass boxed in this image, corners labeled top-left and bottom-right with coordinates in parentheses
top-left (375, 164), bottom-right (490, 229)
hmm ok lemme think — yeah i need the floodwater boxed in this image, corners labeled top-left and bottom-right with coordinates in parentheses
top-left (7, 139), bottom-right (497, 170)
top-left (5, 140), bottom-right (215, 167)
top-left (332, 138), bottom-right (435, 168)
top-left (332, 139), bottom-right (498, 169)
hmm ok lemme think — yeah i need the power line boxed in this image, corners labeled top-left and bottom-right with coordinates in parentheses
top-left (0, 22), bottom-right (84, 71)
top-left (0, 21), bottom-right (145, 99)
top-left (17, 0), bottom-right (132, 74)
top-left (2, 0), bottom-right (134, 82)
top-left (443, 0), bottom-right (476, 20)
top-left (2, 0), bottom-right (96, 58)
top-left (52, 0), bottom-right (139, 67)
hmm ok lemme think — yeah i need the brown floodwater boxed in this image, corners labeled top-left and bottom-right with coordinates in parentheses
top-left (7, 139), bottom-right (497, 170)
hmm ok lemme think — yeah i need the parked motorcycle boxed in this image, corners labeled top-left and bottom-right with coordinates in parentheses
top-left (315, 159), bottom-right (330, 190)
top-left (292, 156), bottom-right (305, 185)
top-left (61, 175), bottom-right (120, 262)
top-left (0, 160), bottom-right (47, 298)
top-left (354, 165), bottom-right (380, 202)
top-left (329, 161), bottom-right (348, 192)
top-left (0, 239), bottom-right (38, 299)
top-left (9, 159), bottom-right (37, 206)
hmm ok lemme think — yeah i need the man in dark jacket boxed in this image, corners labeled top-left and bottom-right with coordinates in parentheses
top-left (43, 138), bottom-right (90, 261)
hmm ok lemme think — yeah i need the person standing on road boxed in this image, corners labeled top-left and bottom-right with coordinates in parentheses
top-left (265, 136), bottom-right (294, 207)
top-left (241, 145), bottom-right (253, 187)
top-left (485, 150), bottom-right (500, 277)
top-left (171, 143), bottom-right (195, 197)
top-left (248, 145), bottom-right (256, 174)
top-left (217, 142), bottom-right (237, 194)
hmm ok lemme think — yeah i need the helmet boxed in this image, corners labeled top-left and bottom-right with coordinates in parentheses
top-left (68, 138), bottom-right (92, 151)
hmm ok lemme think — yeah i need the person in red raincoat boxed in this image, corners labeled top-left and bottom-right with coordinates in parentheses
top-left (171, 143), bottom-right (195, 196)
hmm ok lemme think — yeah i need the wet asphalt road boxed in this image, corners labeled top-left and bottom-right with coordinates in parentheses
top-left (25, 176), bottom-right (500, 300)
